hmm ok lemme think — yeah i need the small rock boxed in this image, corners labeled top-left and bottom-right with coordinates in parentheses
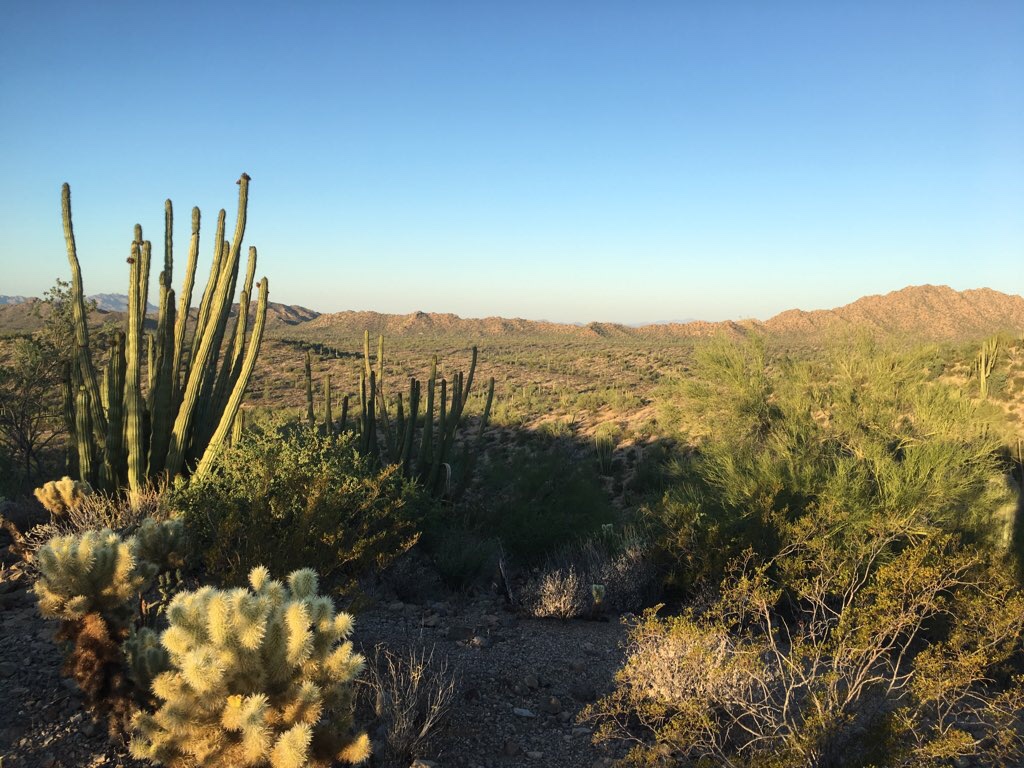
top-left (410, 760), bottom-right (438, 768)
top-left (525, 751), bottom-right (543, 760)
top-left (502, 740), bottom-right (522, 756)
top-left (469, 635), bottom-right (490, 648)
top-left (523, 673), bottom-right (540, 689)
top-left (422, 614), bottom-right (441, 628)
top-left (572, 726), bottom-right (592, 737)
top-left (387, 601), bottom-right (406, 612)
top-left (543, 696), bottom-right (562, 714)
top-left (512, 707), bottom-right (536, 718)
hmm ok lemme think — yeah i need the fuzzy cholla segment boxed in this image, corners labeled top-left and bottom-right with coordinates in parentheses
top-left (34, 476), bottom-right (93, 516)
top-left (33, 527), bottom-right (152, 625)
top-left (130, 566), bottom-right (370, 767)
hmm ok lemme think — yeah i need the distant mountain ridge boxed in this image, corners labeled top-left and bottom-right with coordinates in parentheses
top-left (2, 285), bottom-right (1022, 344)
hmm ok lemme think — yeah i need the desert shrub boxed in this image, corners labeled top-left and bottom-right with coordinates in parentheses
top-left (173, 418), bottom-right (420, 587)
top-left (359, 644), bottom-right (457, 767)
top-left (473, 433), bottom-right (616, 561)
top-left (652, 336), bottom-right (1014, 590)
top-left (583, 512), bottom-right (1024, 767)
top-left (16, 485), bottom-right (171, 567)
top-left (129, 566), bottom-right (371, 766)
top-left (523, 526), bottom-right (658, 619)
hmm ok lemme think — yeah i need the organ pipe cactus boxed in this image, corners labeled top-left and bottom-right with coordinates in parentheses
top-left (61, 175), bottom-right (269, 498)
top-left (349, 334), bottom-right (495, 498)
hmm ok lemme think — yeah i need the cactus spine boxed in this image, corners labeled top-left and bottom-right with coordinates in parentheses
top-left (62, 175), bottom-right (268, 497)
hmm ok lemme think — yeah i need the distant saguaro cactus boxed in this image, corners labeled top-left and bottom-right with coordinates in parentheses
top-left (976, 336), bottom-right (999, 399)
top-left (61, 175), bottom-right (269, 499)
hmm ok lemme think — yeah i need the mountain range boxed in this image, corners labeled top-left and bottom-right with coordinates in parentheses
top-left (1, 285), bottom-right (1022, 344)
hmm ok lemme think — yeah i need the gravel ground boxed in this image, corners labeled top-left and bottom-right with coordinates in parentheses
top-left (0, 550), bottom-right (631, 768)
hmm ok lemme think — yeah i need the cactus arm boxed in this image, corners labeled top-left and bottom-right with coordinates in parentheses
top-left (324, 374), bottom-right (333, 436)
top-left (399, 379), bottom-right (419, 477)
top-left (210, 245), bottom-right (257, 424)
top-left (165, 175), bottom-right (250, 477)
top-left (61, 183), bottom-right (108, 444)
top-left (416, 357), bottom-right (437, 478)
top-left (187, 209), bottom-right (225, 373)
top-left (192, 277), bottom-right (268, 482)
top-left (428, 378), bottom-right (449, 491)
top-left (75, 386), bottom-right (93, 485)
top-left (125, 241), bottom-right (147, 499)
top-left (101, 333), bottom-right (126, 491)
top-left (305, 350), bottom-right (315, 424)
top-left (172, 207), bottom-right (200, 402)
top-left (148, 289), bottom-right (176, 478)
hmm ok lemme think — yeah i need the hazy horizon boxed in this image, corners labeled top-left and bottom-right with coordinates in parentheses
top-left (1, 3), bottom-right (1021, 325)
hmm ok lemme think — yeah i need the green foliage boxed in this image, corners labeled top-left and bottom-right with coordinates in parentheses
top-left (652, 336), bottom-right (1013, 589)
top-left (174, 418), bottom-right (420, 587)
top-left (583, 514), bottom-right (1024, 767)
top-left (472, 434), bottom-right (616, 561)
top-left (0, 336), bottom-right (65, 491)
top-left (129, 566), bottom-right (371, 766)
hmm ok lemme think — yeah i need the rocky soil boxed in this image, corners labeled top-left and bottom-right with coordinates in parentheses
top-left (0, 547), bottom-right (632, 768)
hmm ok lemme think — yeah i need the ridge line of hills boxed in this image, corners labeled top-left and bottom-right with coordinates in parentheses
top-left (1, 284), bottom-right (1022, 344)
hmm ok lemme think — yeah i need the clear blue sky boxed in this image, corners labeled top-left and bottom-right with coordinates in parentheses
top-left (1, 2), bottom-right (1021, 324)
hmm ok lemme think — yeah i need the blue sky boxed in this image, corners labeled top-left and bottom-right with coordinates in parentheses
top-left (1, 2), bottom-right (1021, 324)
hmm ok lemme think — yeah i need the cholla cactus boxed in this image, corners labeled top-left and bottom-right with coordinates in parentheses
top-left (131, 517), bottom-right (186, 571)
top-left (34, 527), bottom-right (156, 627)
top-left (130, 566), bottom-right (371, 767)
top-left (34, 476), bottom-right (93, 516)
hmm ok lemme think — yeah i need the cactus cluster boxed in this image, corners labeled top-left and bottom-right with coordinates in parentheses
top-left (34, 527), bottom-right (156, 626)
top-left (33, 476), bottom-right (93, 516)
top-left (33, 521), bottom-right (183, 733)
top-left (129, 566), bottom-right (370, 767)
top-left (308, 332), bottom-right (495, 499)
top-left (61, 175), bottom-right (269, 499)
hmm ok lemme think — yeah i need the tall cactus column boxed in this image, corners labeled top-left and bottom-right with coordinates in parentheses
top-left (61, 174), bottom-right (269, 498)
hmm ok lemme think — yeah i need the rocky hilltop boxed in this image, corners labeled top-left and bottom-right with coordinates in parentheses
top-left (3, 285), bottom-right (1022, 344)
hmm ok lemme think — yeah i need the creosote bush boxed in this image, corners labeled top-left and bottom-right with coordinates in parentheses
top-left (173, 417), bottom-right (420, 587)
top-left (130, 566), bottom-right (370, 767)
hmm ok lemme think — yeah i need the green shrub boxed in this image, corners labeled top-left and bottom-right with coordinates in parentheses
top-left (651, 337), bottom-right (1014, 590)
top-left (174, 418), bottom-right (419, 587)
top-left (473, 434), bottom-right (616, 561)
top-left (584, 512), bottom-right (1024, 767)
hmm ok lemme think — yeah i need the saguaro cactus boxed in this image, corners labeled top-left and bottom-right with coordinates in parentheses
top-left (61, 175), bottom-right (269, 498)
